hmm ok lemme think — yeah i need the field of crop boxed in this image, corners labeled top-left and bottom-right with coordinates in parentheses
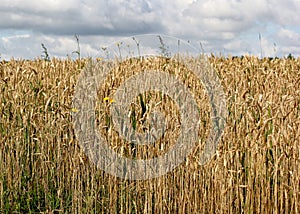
top-left (0, 56), bottom-right (299, 213)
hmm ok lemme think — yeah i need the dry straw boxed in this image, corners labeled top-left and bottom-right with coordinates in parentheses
top-left (0, 56), bottom-right (299, 213)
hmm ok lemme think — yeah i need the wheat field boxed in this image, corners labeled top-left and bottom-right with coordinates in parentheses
top-left (0, 56), bottom-right (299, 213)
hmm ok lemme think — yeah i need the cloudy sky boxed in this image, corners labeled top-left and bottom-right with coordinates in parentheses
top-left (1, 0), bottom-right (300, 60)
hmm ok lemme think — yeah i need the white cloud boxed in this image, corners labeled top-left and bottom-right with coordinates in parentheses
top-left (0, 0), bottom-right (164, 36)
top-left (270, 0), bottom-right (300, 26)
top-left (277, 28), bottom-right (300, 45)
top-left (1, 34), bottom-right (30, 43)
top-left (0, 0), bottom-right (300, 59)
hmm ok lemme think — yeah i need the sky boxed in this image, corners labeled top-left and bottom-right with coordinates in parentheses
top-left (1, 0), bottom-right (300, 60)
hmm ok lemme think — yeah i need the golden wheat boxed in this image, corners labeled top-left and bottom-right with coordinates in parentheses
top-left (0, 56), bottom-right (299, 213)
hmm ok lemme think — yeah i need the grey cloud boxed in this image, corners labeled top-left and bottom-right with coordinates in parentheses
top-left (0, 0), bottom-right (166, 36)
top-left (1, 0), bottom-right (300, 59)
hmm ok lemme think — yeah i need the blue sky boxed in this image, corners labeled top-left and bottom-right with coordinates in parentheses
top-left (1, 0), bottom-right (300, 60)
